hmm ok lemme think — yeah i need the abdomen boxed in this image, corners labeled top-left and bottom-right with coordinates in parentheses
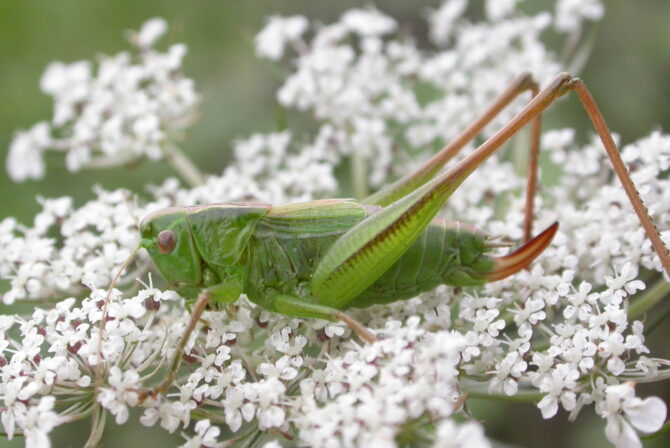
top-left (349, 219), bottom-right (494, 308)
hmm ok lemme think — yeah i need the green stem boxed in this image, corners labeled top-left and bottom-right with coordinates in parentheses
top-left (460, 380), bottom-right (543, 402)
top-left (619, 369), bottom-right (670, 383)
top-left (162, 142), bottom-right (205, 187)
top-left (275, 105), bottom-right (287, 131)
top-left (563, 21), bottom-right (599, 76)
top-left (85, 154), bottom-right (139, 169)
top-left (351, 148), bottom-right (368, 199)
top-left (627, 277), bottom-right (670, 320)
top-left (242, 428), bottom-right (264, 448)
top-left (191, 408), bottom-right (226, 423)
top-left (83, 405), bottom-right (106, 448)
top-left (0, 432), bottom-right (24, 438)
top-left (220, 429), bottom-right (261, 448)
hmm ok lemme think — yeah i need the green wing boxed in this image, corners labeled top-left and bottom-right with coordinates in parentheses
top-left (255, 199), bottom-right (369, 239)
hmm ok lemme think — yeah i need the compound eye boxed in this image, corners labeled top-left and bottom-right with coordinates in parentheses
top-left (157, 230), bottom-right (177, 254)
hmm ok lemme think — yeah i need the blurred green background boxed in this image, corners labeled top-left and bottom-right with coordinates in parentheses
top-left (1, 1), bottom-right (670, 447)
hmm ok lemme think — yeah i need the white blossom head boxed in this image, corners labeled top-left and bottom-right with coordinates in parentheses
top-left (2, 2), bottom-right (669, 448)
top-left (6, 17), bottom-right (199, 182)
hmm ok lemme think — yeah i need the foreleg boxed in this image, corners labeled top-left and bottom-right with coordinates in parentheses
top-left (138, 281), bottom-right (240, 402)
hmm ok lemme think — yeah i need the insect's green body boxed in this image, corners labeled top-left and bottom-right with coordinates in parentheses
top-left (136, 73), bottom-right (572, 347)
top-left (140, 198), bottom-right (495, 315)
top-left (247, 200), bottom-right (493, 310)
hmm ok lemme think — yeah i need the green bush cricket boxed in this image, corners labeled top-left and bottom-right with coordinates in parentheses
top-left (102, 73), bottom-right (670, 400)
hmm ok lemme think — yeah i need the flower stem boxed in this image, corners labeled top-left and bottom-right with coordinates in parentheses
top-left (162, 142), bottom-right (205, 187)
top-left (351, 148), bottom-right (368, 199)
top-left (620, 368), bottom-right (670, 383)
top-left (460, 380), bottom-right (543, 402)
top-left (83, 405), bottom-right (106, 448)
top-left (241, 428), bottom-right (264, 448)
top-left (627, 277), bottom-right (670, 320)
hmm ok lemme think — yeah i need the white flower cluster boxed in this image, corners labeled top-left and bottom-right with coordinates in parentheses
top-left (1, 2), bottom-right (667, 448)
top-left (0, 191), bottom-right (138, 304)
top-left (263, 4), bottom-right (560, 190)
top-left (555, 0), bottom-right (605, 32)
top-left (293, 319), bottom-right (490, 447)
top-left (435, 128), bottom-right (670, 447)
top-left (6, 18), bottom-right (199, 182)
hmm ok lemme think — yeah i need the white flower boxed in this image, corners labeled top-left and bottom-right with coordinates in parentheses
top-left (263, 442), bottom-right (283, 448)
top-left (603, 262), bottom-right (645, 304)
top-left (6, 122), bottom-right (51, 182)
top-left (485, 0), bottom-right (520, 21)
top-left (133, 17), bottom-right (168, 48)
top-left (537, 394), bottom-right (560, 420)
top-left (40, 61), bottom-right (92, 125)
top-left (601, 383), bottom-right (667, 448)
top-left (8, 18), bottom-right (199, 179)
top-left (555, 0), bottom-right (605, 32)
top-left (23, 397), bottom-right (60, 448)
top-left (180, 419), bottom-right (220, 448)
top-left (433, 419), bottom-right (491, 448)
top-left (97, 367), bottom-right (140, 424)
top-left (490, 352), bottom-right (527, 396)
top-left (428, 0), bottom-right (467, 45)
top-left (513, 298), bottom-right (546, 326)
top-left (341, 8), bottom-right (397, 37)
top-left (255, 15), bottom-right (308, 60)
top-left (535, 363), bottom-right (580, 419)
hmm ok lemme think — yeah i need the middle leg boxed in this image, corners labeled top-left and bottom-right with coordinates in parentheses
top-left (272, 294), bottom-right (376, 343)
